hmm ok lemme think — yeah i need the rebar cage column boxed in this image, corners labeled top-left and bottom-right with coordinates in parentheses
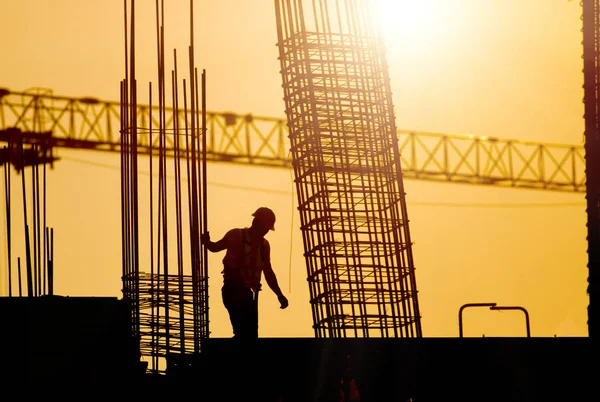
top-left (120, 0), bottom-right (210, 373)
top-left (274, 0), bottom-right (422, 338)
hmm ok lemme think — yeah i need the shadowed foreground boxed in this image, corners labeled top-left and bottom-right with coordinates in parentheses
top-left (1, 296), bottom-right (596, 401)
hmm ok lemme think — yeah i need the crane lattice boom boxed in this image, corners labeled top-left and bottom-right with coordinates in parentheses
top-left (0, 87), bottom-right (585, 193)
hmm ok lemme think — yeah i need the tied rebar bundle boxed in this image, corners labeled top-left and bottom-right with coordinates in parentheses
top-left (120, 0), bottom-right (209, 373)
top-left (274, 0), bottom-right (422, 338)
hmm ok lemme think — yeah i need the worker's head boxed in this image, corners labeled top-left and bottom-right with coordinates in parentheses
top-left (252, 207), bottom-right (276, 232)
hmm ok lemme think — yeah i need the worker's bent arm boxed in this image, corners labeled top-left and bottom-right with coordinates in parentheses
top-left (263, 262), bottom-right (283, 298)
top-left (204, 236), bottom-right (227, 253)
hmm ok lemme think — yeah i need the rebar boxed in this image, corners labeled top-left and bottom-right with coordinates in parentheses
top-left (1, 138), bottom-right (53, 298)
top-left (120, 0), bottom-right (209, 374)
top-left (274, 0), bottom-right (422, 338)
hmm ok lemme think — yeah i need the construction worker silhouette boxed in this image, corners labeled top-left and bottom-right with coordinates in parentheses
top-left (201, 207), bottom-right (289, 338)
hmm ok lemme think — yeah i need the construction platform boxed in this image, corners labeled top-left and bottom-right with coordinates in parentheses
top-left (1, 296), bottom-right (597, 401)
top-left (161, 337), bottom-right (597, 402)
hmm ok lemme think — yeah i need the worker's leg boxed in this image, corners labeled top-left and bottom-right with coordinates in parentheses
top-left (237, 290), bottom-right (258, 338)
top-left (222, 284), bottom-right (257, 338)
top-left (235, 288), bottom-right (258, 338)
top-left (222, 284), bottom-right (240, 337)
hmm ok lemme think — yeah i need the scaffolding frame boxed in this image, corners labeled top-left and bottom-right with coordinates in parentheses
top-left (275, 0), bottom-right (422, 338)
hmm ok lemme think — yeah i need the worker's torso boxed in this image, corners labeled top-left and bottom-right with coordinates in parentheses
top-left (222, 228), bottom-right (269, 290)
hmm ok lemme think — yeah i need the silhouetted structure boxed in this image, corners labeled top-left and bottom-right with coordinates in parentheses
top-left (1, 134), bottom-right (55, 298)
top-left (163, 337), bottom-right (596, 402)
top-left (275, 0), bottom-right (421, 337)
top-left (119, 0), bottom-right (209, 373)
top-left (582, 0), bottom-right (599, 338)
top-left (0, 1), bottom-right (597, 398)
top-left (0, 90), bottom-right (586, 192)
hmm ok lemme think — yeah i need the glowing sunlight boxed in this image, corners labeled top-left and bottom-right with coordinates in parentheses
top-left (374, 0), bottom-right (449, 45)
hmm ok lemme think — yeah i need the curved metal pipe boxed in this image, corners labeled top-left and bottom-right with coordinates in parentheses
top-left (459, 303), bottom-right (497, 337)
top-left (490, 306), bottom-right (531, 337)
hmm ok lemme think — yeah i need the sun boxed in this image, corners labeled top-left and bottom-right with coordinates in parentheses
top-left (373, 0), bottom-right (446, 45)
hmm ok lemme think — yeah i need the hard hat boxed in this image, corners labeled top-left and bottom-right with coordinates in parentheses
top-left (252, 207), bottom-right (276, 231)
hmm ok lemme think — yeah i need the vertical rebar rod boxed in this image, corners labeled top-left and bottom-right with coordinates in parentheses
top-left (17, 257), bottom-right (22, 297)
top-left (130, 0), bottom-right (141, 340)
top-left (45, 227), bottom-right (51, 296)
top-left (24, 224), bottom-right (32, 297)
top-left (195, 66), bottom-right (204, 341)
top-left (172, 49), bottom-right (186, 353)
top-left (195, 67), bottom-right (202, 340)
top-left (43, 143), bottom-right (46, 295)
top-left (154, 0), bottom-right (162, 370)
top-left (158, 0), bottom-right (171, 354)
top-left (121, 0), bottom-right (129, 306)
top-left (125, 4), bottom-right (132, 331)
top-left (149, 80), bottom-right (158, 372)
top-left (3, 146), bottom-right (12, 297)
top-left (154, 7), bottom-right (165, 367)
top-left (20, 140), bottom-right (33, 297)
top-left (122, 79), bottom-right (130, 304)
top-left (43, 227), bottom-right (47, 295)
top-left (201, 68), bottom-right (208, 340)
top-left (188, 0), bottom-right (202, 349)
top-left (35, 145), bottom-right (42, 296)
top-left (183, 77), bottom-right (198, 351)
top-left (49, 227), bottom-right (53, 296)
top-left (31, 145), bottom-right (37, 296)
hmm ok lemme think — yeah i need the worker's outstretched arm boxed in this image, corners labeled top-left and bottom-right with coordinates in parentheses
top-left (262, 246), bottom-right (289, 309)
top-left (200, 232), bottom-right (227, 253)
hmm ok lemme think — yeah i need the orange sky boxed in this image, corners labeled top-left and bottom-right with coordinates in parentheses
top-left (0, 0), bottom-right (589, 339)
